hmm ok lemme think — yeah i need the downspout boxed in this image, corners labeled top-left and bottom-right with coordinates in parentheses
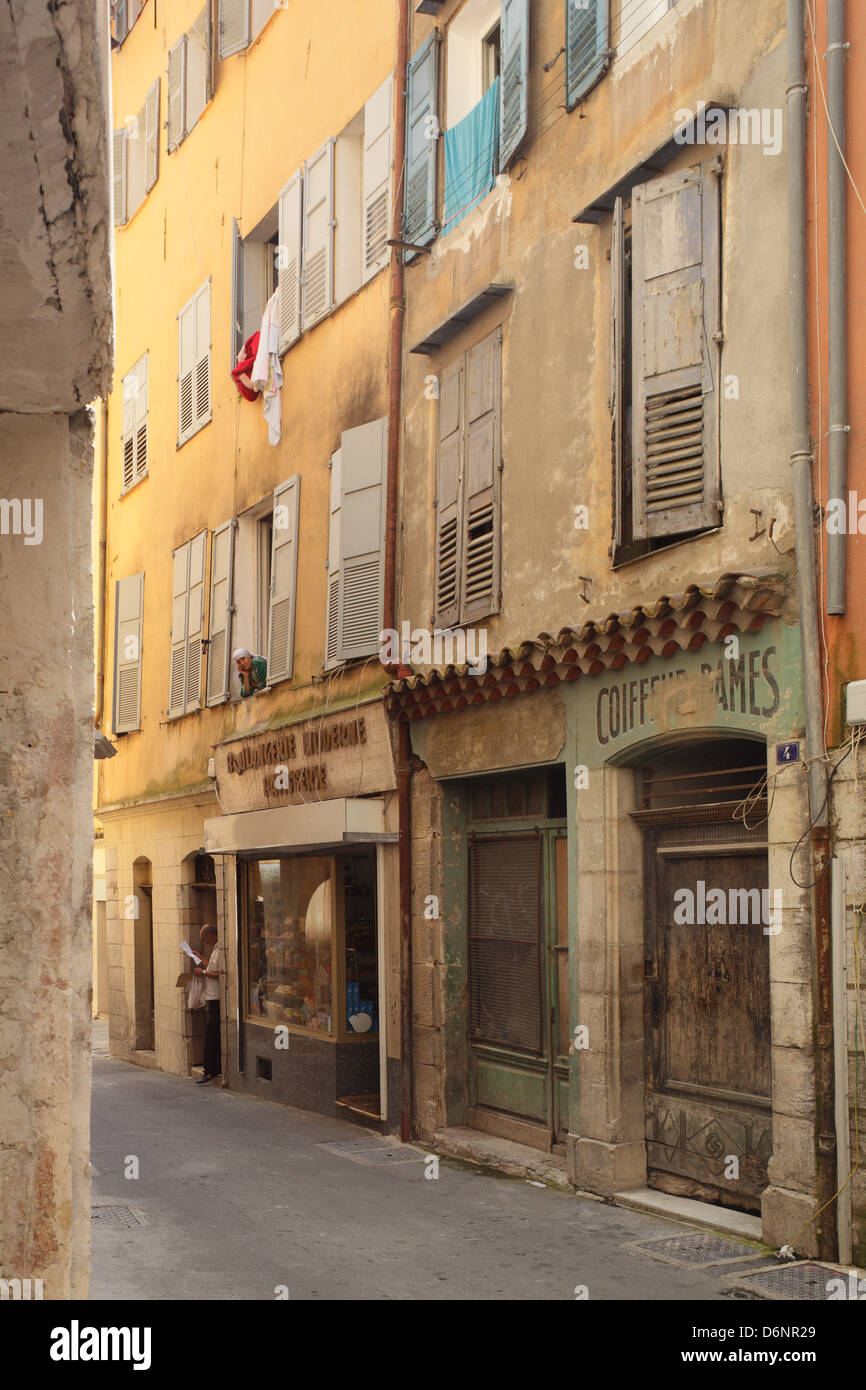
top-left (384, 0), bottom-right (412, 1142)
top-left (787, 0), bottom-right (837, 1258)
top-left (94, 397), bottom-right (109, 729)
top-left (826, 0), bottom-right (848, 614)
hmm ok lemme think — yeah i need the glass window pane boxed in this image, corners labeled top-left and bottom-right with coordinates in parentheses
top-left (246, 856), bottom-right (333, 1034)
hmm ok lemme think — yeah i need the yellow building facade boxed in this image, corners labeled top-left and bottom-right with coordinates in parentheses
top-left (99, 0), bottom-right (403, 1124)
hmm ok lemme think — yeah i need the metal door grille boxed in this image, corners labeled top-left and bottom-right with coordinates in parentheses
top-left (468, 835), bottom-right (543, 1052)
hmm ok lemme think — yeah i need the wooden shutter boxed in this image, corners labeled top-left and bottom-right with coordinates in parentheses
top-left (404, 33), bottom-right (438, 249)
top-left (631, 162), bottom-right (722, 539)
top-left (611, 196), bottom-right (625, 550)
top-left (324, 449), bottom-right (342, 669)
top-left (121, 356), bottom-right (148, 491)
top-left (144, 80), bottom-right (159, 191)
top-left (169, 532), bottom-right (207, 717)
top-left (219, 0), bottom-right (249, 58)
top-left (194, 281), bottom-right (212, 429)
top-left (363, 74), bottom-right (393, 283)
top-left (113, 129), bottom-right (127, 226)
top-left (167, 35), bottom-right (187, 151)
top-left (565, 0), bottom-right (609, 109)
top-left (178, 280), bottom-right (211, 445)
top-left (114, 0), bottom-right (129, 44)
top-left (277, 169), bottom-right (303, 352)
top-left (206, 520), bottom-right (235, 705)
top-left (267, 475), bottom-right (300, 683)
top-left (231, 218), bottom-right (244, 362)
top-left (500, 0), bottom-right (529, 168)
top-left (338, 419), bottom-right (386, 661)
top-left (302, 139), bottom-right (335, 331)
top-left (204, 3), bottom-right (214, 102)
top-left (462, 327), bottom-right (502, 623)
top-left (434, 358), bottom-right (463, 630)
top-left (113, 573), bottom-right (143, 734)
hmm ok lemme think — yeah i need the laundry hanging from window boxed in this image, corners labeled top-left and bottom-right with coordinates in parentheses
top-left (443, 75), bottom-right (500, 235)
top-left (251, 290), bottom-right (283, 446)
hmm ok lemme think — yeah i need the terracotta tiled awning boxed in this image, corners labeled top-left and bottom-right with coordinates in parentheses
top-left (385, 571), bottom-right (788, 720)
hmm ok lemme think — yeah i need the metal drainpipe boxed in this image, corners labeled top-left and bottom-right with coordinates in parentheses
top-left (384, 0), bottom-right (412, 1142)
top-left (826, 0), bottom-right (848, 614)
top-left (94, 397), bottom-right (109, 729)
top-left (787, 0), bottom-right (837, 1259)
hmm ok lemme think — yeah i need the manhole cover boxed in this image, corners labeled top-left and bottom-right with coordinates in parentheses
top-left (725, 1261), bottom-right (854, 1300)
top-left (318, 1138), bottom-right (425, 1166)
top-left (91, 1204), bottom-right (150, 1229)
top-left (627, 1231), bottom-right (764, 1269)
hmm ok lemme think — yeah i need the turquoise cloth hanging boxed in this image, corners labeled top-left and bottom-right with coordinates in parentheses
top-left (443, 77), bottom-right (500, 234)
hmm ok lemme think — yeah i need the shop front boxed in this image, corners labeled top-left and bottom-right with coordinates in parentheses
top-left (204, 700), bottom-right (399, 1126)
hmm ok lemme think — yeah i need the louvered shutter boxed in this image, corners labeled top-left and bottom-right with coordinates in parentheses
top-left (144, 80), bottom-right (159, 191)
top-left (462, 327), bottom-right (502, 623)
top-left (219, 0), bottom-right (250, 58)
top-left (113, 573), bottom-right (143, 734)
top-left (434, 358), bottom-right (463, 630)
top-left (404, 33), bottom-right (438, 250)
top-left (565, 0), bottom-right (609, 109)
top-left (121, 369), bottom-right (136, 492)
top-left (338, 419), bottom-right (386, 661)
top-left (194, 281), bottom-right (212, 428)
top-left (631, 162), bottom-right (722, 539)
top-left (178, 294), bottom-right (196, 443)
top-left (206, 521), bottom-right (235, 705)
top-left (204, 3), bottom-right (214, 102)
top-left (113, 129), bottom-right (127, 226)
top-left (277, 169), bottom-right (303, 352)
top-left (167, 36), bottom-right (187, 151)
top-left (324, 449), bottom-right (342, 669)
top-left (267, 475), bottom-right (300, 683)
top-left (363, 74), bottom-right (393, 283)
top-left (231, 218), bottom-right (244, 362)
top-left (500, 0), bottom-right (529, 168)
top-left (185, 531), bottom-right (206, 712)
top-left (114, 0), bottom-right (129, 44)
top-left (133, 355), bottom-right (148, 483)
top-left (610, 196), bottom-right (625, 550)
top-left (169, 541), bottom-right (190, 717)
top-left (302, 139), bottom-right (335, 331)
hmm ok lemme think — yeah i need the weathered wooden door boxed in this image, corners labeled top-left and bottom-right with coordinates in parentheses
top-left (467, 828), bottom-right (569, 1149)
top-left (644, 825), bottom-right (772, 1211)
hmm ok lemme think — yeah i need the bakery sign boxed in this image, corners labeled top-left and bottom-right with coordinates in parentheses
top-left (213, 702), bottom-right (396, 813)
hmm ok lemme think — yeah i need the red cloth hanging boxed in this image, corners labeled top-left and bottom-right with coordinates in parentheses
top-left (232, 331), bottom-right (261, 402)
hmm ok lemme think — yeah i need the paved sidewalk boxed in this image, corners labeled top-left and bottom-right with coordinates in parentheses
top-left (90, 1041), bottom-right (762, 1301)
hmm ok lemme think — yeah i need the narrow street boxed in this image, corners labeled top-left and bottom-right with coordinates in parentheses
top-left (90, 1027), bottom-right (756, 1302)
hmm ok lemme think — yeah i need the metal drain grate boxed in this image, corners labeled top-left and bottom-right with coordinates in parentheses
top-left (318, 1137), bottom-right (426, 1166)
top-left (627, 1231), bottom-right (765, 1269)
top-left (91, 1204), bottom-right (150, 1230)
top-left (724, 1261), bottom-right (853, 1300)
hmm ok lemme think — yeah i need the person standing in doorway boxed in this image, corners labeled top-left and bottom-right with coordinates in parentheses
top-left (194, 925), bottom-right (222, 1083)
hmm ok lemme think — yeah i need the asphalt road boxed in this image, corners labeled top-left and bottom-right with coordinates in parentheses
top-left (90, 1039), bottom-right (759, 1302)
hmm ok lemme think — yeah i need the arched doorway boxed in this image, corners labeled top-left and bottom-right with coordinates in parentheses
top-left (132, 857), bottom-right (154, 1052)
top-left (630, 736), bottom-right (772, 1213)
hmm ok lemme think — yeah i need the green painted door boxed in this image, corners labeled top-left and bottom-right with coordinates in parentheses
top-left (467, 825), bottom-right (569, 1149)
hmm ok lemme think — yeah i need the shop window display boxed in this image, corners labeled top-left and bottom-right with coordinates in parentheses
top-left (246, 856), bottom-right (334, 1033)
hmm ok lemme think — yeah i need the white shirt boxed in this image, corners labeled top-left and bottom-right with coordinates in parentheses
top-left (204, 945), bottom-right (221, 1001)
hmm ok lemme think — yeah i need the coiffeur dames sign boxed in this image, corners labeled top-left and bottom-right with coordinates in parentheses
top-left (212, 701), bottom-right (396, 815)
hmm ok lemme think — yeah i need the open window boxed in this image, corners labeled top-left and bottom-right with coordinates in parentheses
top-left (610, 158), bottom-right (722, 562)
top-left (231, 207), bottom-right (279, 364)
top-left (335, 75), bottom-right (394, 304)
top-left (112, 0), bottom-right (146, 46)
